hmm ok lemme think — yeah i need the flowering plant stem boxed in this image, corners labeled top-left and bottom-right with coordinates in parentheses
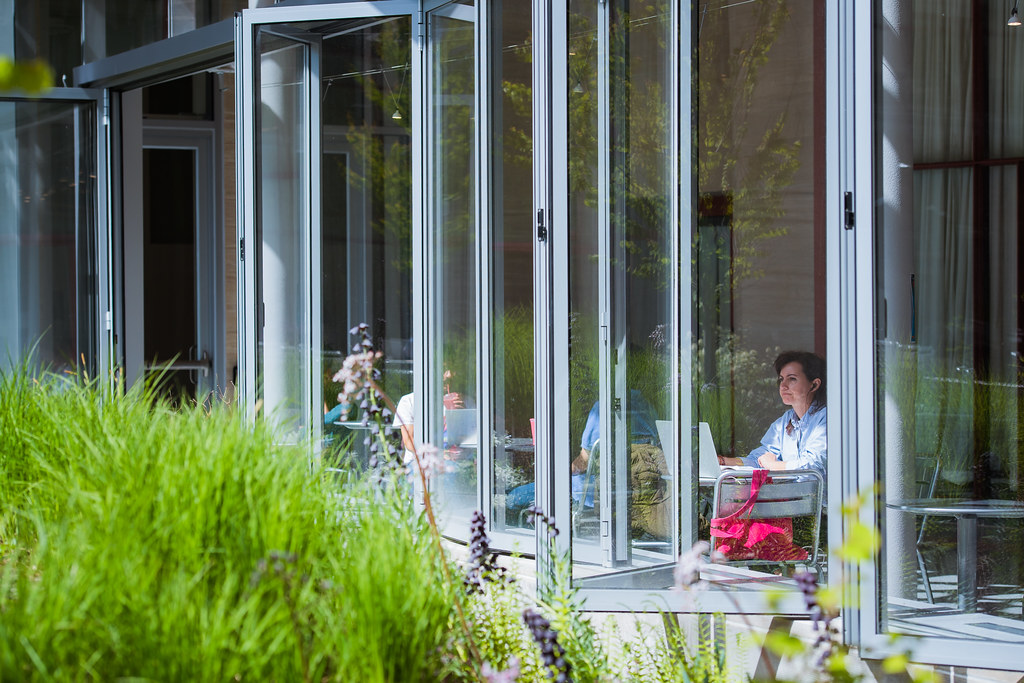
top-left (368, 378), bottom-right (485, 676)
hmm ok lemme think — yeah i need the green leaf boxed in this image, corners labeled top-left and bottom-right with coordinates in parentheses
top-left (911, 666), bottom-right (938, 683)
top-left (816, 586), bottom-right (841, 612)
top-left (837, 521), bottom-right (880, 561)
top-left (763, 631), bottom-right (805, 657)
top-left (0, 57), bottom-right (53, 94)
top-left (763, 587), bottom-right (787, 611)
top-left (882, 653), bottom-right (909, 673)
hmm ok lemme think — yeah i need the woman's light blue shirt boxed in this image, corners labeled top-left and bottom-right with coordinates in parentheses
top-left (742, 404), bottom-right (827, 479)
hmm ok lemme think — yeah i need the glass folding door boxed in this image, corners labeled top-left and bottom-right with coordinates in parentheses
top-left (0, 91), bottom-right (108, 380)
top-left (864, 0), bottom-right (1024, 664)
top-left (425, 0), bottom-right (479, 536)
top-left (560, 0), bottom-right (680, 580)
top-left (237, 4), bottom-right (416, 452)
top-left (547, 1), bottom-right (831, 611)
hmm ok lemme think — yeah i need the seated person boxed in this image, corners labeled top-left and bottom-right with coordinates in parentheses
top-left (718, 350), bottom-right (827, 484)
top-left (507, 390), bottom-right (670, 539)
top-left (392, 369), bottom-right (468, 463)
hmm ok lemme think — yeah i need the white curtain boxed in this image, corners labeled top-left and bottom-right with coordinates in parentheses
top-left (911, 0), bottom-right (974, 480)
top-left (911, 0), bottom-right (1020, 484)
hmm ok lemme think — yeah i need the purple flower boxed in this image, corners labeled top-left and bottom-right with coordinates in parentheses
top-left (526, 505), bottom-right (560, 539)
top-left (523, 609), bottom-right (571, 682)
top-left (465, 510), bottom-right (509, 593)
top-left (332, 349), bottom-right (382, 411)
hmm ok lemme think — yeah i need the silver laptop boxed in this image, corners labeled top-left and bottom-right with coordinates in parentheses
top-left (658, 420), bottom-right (753, 482)
top-left (698, 422), bottom-right (754, 481)
top-left (444, 408), bottom-right (477, 448)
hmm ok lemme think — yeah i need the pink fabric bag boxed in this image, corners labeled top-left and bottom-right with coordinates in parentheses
top-left (709, 470), bottom-right (808, 562)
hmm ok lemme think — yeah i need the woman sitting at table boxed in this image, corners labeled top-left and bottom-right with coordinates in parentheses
top-left (718, 350), bottom-right (826, 480)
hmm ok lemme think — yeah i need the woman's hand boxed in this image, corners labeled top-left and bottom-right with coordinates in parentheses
top-left (443, 392), bottom-right (464, 410)
top-left (571, 448), bottom-right (590, 474)
top-left (757, 453), bottom-right (786, 470)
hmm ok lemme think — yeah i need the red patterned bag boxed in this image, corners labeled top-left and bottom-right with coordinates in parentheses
top-left (709, 470), bottom-right (808, 562)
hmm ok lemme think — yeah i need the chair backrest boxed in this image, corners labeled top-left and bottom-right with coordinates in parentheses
top-left (575, 439), bottom-right (600, 513)
top-left (710, 469), bottom-right (824, 565)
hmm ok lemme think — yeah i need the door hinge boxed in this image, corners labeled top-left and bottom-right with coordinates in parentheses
top-left (239, 237), bottom-right (245, 261)
top-left (537, 209), bottom-right (547, 241)
top-left (844, 191), bottom-right (855, 230)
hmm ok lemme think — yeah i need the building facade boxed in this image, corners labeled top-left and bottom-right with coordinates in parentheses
top-left (2, 0), bottom-right (1023, 673)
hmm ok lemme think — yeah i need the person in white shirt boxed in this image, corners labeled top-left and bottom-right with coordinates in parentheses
top-left (719, 350), bottom-right (827, 481)
top-left (392, 369), bottom-right (466, 462)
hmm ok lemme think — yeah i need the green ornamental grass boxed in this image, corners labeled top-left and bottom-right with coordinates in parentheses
top-left (0, 366), bottom-right (455, 681)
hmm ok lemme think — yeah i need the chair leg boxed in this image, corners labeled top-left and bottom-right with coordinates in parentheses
top-left (916, 547), bottom-right (934, 604)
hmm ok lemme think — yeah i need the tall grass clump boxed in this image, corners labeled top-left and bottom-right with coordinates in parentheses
top-left (0, 365), bottom-right (455, 681)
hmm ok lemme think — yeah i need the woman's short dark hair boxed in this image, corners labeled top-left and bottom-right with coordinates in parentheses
top-left (774, 350), bottom-right (826, 408)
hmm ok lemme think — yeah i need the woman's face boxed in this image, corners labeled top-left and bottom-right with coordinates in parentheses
top-left (777, 361), bottom-right (819, 409)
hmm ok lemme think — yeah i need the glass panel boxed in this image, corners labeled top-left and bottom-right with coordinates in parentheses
top-left (568, 0), bottom-right (826, 593)
top-left (10, 0), bottom-right (82, 83)
top-left (687, 0), bottom-right (826, 593)
top-left (0, 99), bottom-right (97, 374)
top-left (430, 1), bottom-right (478, 533)
top-left (320, 17), bottom-right (413, 472)
top-left (876, 0), bottom-right (1024, 639)
top-left (570, 0), bottom-right (677, 579)
top-left (256, 31), bottom-right (310, 441)
top-left (489, 5), bottom-right (535, 543)
top-left (80, 0), bottom-right (247, 60)
top-left (566, 0), bottom-right (601, 566)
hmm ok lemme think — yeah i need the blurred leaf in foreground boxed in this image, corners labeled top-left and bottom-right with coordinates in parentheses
top-left (0, 57), bottom-right (53, 94)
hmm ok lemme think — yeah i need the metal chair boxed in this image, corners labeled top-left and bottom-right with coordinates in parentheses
top-left (710, 469), bottom-right (825, 573)
top-left (914, 455), bottom-right (942, 603)
top-left (572, 439), bottom-right (600, 536)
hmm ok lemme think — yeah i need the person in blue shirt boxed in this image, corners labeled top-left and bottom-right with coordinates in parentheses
top-left (570, 391), bottom-right (660, 475)
top-left (507, 390), bottom-right (669, 538)
top-left (719, 350), bottom-right (827, 481)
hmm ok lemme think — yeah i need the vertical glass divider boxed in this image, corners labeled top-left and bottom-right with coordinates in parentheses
top-left (412, 4), bottom-right (428, 491)
top-left (422, 10), bottom-right (440, 468)
top-left (673, 1), bottom-right (691, 555)
top-left (848, 0), bottom-right (875, 652)
top-left (475, 0), bottom-right (493, 520)
top-left (97, 88), bottom-right (114, 385)
top-left (235, 13), bottom-right (258, 420)
top-left (309, 34), bottom-right (323, 461)
top-left (533, 0), bottom-right (564, 569)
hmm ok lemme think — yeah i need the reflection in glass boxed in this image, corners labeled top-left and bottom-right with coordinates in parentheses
top-left (431, 4), bottom-right (478, 532)
top-left (78, 0), bottom-right (248, 60)
top-left (876, 0), bottom-right (1024, 638)
top-left (11, 0), bottom-right (82, 84)
top-left (569, 0), bottom-right (676, 579)
top-left (320, 18), bottom-right (413, 471)
top-left (488, 5), bottom-right (535, 542)
top-left (0, 101), bottom-right (97, 374)
top-left (256, 34), bottom-right (309, 440)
